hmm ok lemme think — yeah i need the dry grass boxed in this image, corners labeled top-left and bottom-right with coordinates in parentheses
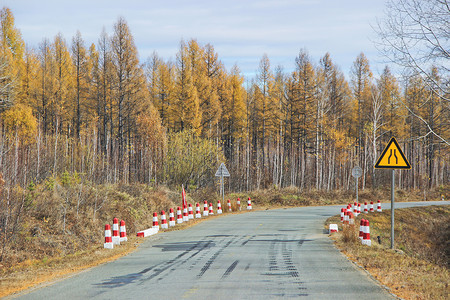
top-left (326, 205), bottom-right (450, 300)
top-left (0, 197), bottom-right (248, 298)
top-left (229, 186), bottom-right (446, 209)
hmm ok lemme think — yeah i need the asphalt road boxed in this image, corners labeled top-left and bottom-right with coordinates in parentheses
top-left (11, 201), bottom-right (449, 300)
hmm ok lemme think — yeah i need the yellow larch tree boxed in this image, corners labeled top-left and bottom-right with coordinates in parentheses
top-left (173, 40), bottom-right (201, 134)
top-left (200, 42), bottom-right (221, 138)
top-left (0, 7), bottom-right (25, 111)
top-left (52, 33), bottom-right (74, 135)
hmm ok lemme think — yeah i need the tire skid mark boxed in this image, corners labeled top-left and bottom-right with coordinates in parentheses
top-left (138, 237), bottom-right (214, 283)
top-left (197, 236), bottom-right (237, 278)
top-left (268, 240), bottom-right (279, 271)
top-left (96, 237), bottom-right (213, 289)
top-left (261, 234), bottom-right (307, 296)
top-left (222, 260), bottom-right (239, 278)
top-left (155, 239), bottom-right (215, 281)
top-left (241, 235), bottom-right (255, 246)
top-left (231, 235), bottom-right (247, 245)
top-left (187, 237), bottom-right (227, 271)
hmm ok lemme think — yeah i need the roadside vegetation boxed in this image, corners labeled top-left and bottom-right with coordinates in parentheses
top-left (0, 178), bottom-right (251, 298)
top-left (326, 205), bottom-right (449, 300)
top-left (1, 178), bottom-right (446, 298)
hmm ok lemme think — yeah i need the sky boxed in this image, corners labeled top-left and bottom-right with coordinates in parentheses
top-left (2, 0), bottom-right (388, 79)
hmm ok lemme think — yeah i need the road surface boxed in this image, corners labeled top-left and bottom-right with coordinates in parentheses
top-left (11, 201), bottom-right (449, 299)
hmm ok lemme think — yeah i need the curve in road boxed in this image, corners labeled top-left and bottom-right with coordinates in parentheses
top-left (10, 201), bottom-right (449, 300)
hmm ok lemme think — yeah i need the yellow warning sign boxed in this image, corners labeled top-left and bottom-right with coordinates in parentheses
top-left (374, 137), bottom-right (411, 169)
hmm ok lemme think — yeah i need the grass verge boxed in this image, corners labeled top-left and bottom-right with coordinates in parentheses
top-left (325, 205), bottom-right (449, 300)
top-left (0, 207), bottom-right (248, 298)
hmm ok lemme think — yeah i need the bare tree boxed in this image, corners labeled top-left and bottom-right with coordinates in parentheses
top-left (368, 88), bottom-right (386, 187)
top-left (375, 0), bottom-right (449, 101)
top-left (375, 0), bottom-right (449, 148)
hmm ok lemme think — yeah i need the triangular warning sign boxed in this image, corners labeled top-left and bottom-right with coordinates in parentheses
top-left (375, 137), bottom-right (411, 169)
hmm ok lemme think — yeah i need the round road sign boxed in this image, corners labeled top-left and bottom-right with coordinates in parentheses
top-left (352, 166), bottom-right (362, 178)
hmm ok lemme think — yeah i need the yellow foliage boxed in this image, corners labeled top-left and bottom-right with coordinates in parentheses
top-left (1, 103), bottom-right (37, 143)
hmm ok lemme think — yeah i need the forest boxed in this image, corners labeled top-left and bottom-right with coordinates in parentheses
top-left (1, 7), bottom-right (448, 194)
top-left (0, 2), bottom-right (448, 267)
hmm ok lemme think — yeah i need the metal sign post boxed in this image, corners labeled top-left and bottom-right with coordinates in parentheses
top-left (391, 169), bottom-right (395, 249)
top-left (215, 163), bottom-right (230, 203)
top-left (352, 166), bottom-right (362, 204)
top-left (374, 137), bottom-right (411, 250)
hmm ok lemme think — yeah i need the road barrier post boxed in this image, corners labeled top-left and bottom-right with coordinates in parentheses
top-left (161, 211), bottom-right (168, 229)
top-left (169, 208), bottom-right (176, 227)
top-left (120, 220), bottom-right (127, 242)
top-left (112, 218), bottom-right (120, 245)
top-left (104, 224), bottom-right (113, 249)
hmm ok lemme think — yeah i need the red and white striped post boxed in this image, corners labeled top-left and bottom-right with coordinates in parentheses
top-left (353, 202), bottom-right (357, 215)
top-left (183, 205), bottom-right (189, 222)
top-left (104, 224), bottom-right (113, 249)
top-left (363, 202), bottom-right (368, 214)
top-left (340, 208), bottom-right (345, 222)
top-left (237, 198), bottom-right (241, 211)
top-left (357, 203), bottom-right (361, 216)
top-left (359, 219), bottom-right (364, 241)
top-left (247, 197), bottom-right (252, 210)
top-left (112, 218), bottom-right (120, 245)
top-left (329, 224), bottom-right (338, 233)
top-left (362, 219), bottom-right (371, 246)
top-left (377, 200), bottom-right (382, 212)
top-left (370, 201), bottom-right (374, 212)
top-left (177, 206), bottom-right (183, 224)
top-left (209, 202), bottom-right (214, 215)
top-left (188, 203), bottom-right (194, 219)
top-left (203, 201), bottom-right (209, 216)
top-left (161, 210), bottom-right (168, 229)
top-left (227, 199), bottom-right (232, 212)
top-left (152, 212), bottom-right (159, 229)
top-left (169, 208), bottom-right (176, 227)
top-left (343, 210), bottom-right (349, 225)
top-left (195, 203), bottom-right (201, 218)
top-left (217, 200), bottom-right (223, 214)
top-left (120, 220), bottom-right (127, 242)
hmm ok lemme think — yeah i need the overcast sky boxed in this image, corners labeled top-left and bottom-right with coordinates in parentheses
top-left (2, 0), bottom-right (388, 79)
